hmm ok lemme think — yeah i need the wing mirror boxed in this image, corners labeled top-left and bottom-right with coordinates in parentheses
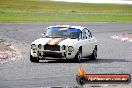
top-left (41, 33), bottom-right (45, 37)
top-left (41, 34), bottom-right (44, 36)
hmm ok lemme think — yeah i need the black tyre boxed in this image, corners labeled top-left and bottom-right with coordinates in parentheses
top-left (30, 54), bottom-right (39, 63)
top-left (90, 45), bottom-right (97, 60)
top-left (74, 50), bottom-right (82, 62)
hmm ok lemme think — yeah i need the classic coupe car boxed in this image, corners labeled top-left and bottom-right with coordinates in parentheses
top-left (30, 25), bottom-right (97, 62)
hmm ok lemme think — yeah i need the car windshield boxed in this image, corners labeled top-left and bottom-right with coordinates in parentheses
top-left (43, 27), bottom-right (81, 39)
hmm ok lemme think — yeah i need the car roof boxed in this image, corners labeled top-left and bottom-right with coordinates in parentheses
top-left (46, 25), bottom-right (87, 31)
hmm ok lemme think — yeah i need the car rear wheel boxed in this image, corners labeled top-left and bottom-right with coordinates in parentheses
top-left (74, 50), bottom-right (82, 62)
top-left (90, 45), bottom-right (97, 60)
top-left (30, 54), bottom-right (39, 63)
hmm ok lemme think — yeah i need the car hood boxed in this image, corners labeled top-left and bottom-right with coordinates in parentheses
top-left (32, 37), bottom-right (78, 46)
top-left (32, 38), bottom-right (52, 45)
top-left (58, 38), bottom-right (78, 46)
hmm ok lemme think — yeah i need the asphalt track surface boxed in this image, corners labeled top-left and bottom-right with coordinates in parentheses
top-left (0, 23), bottom-right (132, 88)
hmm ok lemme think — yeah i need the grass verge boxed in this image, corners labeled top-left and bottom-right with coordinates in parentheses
top-left (0, 0), bottom-right (132, 22)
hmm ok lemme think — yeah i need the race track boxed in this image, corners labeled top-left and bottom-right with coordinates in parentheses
top-left (0, 23), bottom-right (132, 88)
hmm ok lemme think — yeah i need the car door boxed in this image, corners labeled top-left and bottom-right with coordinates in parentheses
top-left (88, 30), bottom-right (96, 52)
top-left (81, 29), bottom-right (90, 57)
top-left (85, 29), bottom-right (93, 56)
top-left (86, 29), bottom-right (96, 55)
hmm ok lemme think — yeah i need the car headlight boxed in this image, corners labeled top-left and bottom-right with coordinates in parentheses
top-left (38, 44), bottom-right (42, 49)
top-left (61, 45), bottom-right (66, 50)
top-left (31, 44), bottom-right (37, 50)
top-left (68, 46), bottom-right (74, 52)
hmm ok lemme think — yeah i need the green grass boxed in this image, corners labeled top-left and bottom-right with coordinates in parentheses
top-left (0, 0), bottom-right (132, 22)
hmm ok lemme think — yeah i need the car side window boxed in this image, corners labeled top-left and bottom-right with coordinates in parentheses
top-left (84, 28), bottom-right (92, 39)
top-left (85, 29), bottom-right (89, 39)
top-left (88, 30), bottom-right (92, 38)
top-left (82, 29), bottom-right (87, 39)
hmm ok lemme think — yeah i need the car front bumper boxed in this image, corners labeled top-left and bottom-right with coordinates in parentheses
top-left (31, 49), bottom-right (77, 60)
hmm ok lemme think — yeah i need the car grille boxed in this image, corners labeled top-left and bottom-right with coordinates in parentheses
top-left (43, 52), bottom-right (62, 58)
top-left (44, 44), bottom-right (60, 51)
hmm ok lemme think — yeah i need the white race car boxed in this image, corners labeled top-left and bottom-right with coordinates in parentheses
top-left (30, 25), bottom-right (97, 62)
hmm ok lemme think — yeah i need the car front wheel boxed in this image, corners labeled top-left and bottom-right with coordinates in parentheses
top-left (90, 45), bottom-right (97, 60)
top-left (74, 50), bottom-right (82, 62)
top-left (30, 54), bottom-right (39, 63)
